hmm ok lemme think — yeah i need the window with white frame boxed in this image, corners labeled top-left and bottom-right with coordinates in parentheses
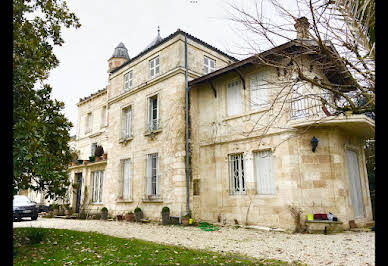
top-left (121, 107), bottom-right (132, 139)
top-left (254, 150), bottom-right (275, 195)
top-left (226, 80), bottom-right (242, 116)
top-left (92, 170), bottom-right (104, 203)
top-left (228, 153), bottom-right (246, 194)
top-left (146, 153), bottom-right (159, 198)
top-left (250, 71), bottom-right (269, 110)
top-left (149, 56), bottom-right (160, 78)
top-left (124, 71), bottom-right (133, 91)
top-left (147, 95), bottom-right (159, 131)
top-left (121, 159), bottom-right (131, 200)
top-left (91, 143), bottom-right (97, 157)
top-left (85, 112), bottom-right (92, 134)
top-left (204, 56), bottom-right (216, 74)
top-left (101, 105), bottom-right (107, 128)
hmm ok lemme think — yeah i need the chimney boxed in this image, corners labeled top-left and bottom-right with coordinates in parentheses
top-left (294, 17), bottom-right (310, 40)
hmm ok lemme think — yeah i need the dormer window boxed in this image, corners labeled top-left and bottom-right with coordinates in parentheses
top-left (149, 56), bottom-right (160, 78)
top-left (204, 56), bottom-right (216, 74)
top-left (124, 71), bottom-right (133, 91)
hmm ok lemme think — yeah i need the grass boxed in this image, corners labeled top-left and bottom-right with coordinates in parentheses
top-left (13, 227), bottom-right (292, 265)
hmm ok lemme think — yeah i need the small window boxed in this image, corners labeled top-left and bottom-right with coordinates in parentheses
top-left (193, 179), bottom-right (200, 196)
top-left (204, 56), bottom-right (216, 74)
top-left (91, 143), bottom-right (97, 157)
top-left (228, 153), bottom-right (246, 194)
top-left (149, 56), bottom-right (160, 78)
top-left (92, 170), bottom-right (104, 203)
top-left (147, 95), bottom-right (159, 131)
top-left (124, 71), bottom-right (133, 91)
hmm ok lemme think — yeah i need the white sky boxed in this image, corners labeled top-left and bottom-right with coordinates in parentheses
top-left (46, 0), bottom-right (289, 136)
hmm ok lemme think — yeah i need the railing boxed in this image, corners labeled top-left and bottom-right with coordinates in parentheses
top-left (146, 119), bottom-right (160, 132)
top-left (289, 96), bottom-right (334, 120)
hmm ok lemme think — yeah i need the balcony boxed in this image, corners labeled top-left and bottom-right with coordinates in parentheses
top-left (289, 97), bottom-right (374, 138)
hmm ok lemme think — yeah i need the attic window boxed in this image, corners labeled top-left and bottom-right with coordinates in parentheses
top-left (204, 56), bottom-right (216, 74)
top-left (150, 56), bottom-right (160, 78)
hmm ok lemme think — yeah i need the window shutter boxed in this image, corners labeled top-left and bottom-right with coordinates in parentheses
top-left (227, 81), bottom-right (242, 116)
top-left (250, 72), bottom-right (268, 109)
top-left (255, 150), bottom-right (275, 194)
top-left (122, 159), bottom-right (131, 200)
top-left (146, 155), bottom-right (152, 195)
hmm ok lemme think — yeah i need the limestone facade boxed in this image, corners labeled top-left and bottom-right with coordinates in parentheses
top-left (67, 29), bottom-right (374, 230)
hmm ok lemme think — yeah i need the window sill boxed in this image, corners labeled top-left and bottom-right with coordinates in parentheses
top-left (119, 136), bottom-right (133, 144)
top-left (90, 202), bottom-right (104, 206)
top-left (116, 199), bottom-right (133, 203)
top-left (144, 128), bottom-right (162, 136)
top-left (142, 197), bottom-right (163, 203)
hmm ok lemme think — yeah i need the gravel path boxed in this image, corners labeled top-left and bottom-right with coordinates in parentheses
top-left (13, 218), bottom-right (375, 266)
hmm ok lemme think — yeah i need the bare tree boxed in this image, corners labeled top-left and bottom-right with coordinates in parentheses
top-left (222, 0), bottom-right (374, 142)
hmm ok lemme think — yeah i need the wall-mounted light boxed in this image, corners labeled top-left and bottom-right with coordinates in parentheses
top-left (311, 136), bottom-right (318, 152)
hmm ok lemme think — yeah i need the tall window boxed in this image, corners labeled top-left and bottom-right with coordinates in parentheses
top-left (250, 71), bottom-right (269, 110)
top-left (149, 56), bottom-right (160, 78)
top-left (101, 106), bottom-right (107, 128)
top-left (85, 112), bottom-right (92, 134)
top-left (228, 153), bottom-right (246, 194)
top-left (226, 80), bottom-right (242, 116)
top-left (92, 170), bottom-right (104, 203)
top-left (121, 159), bottom-right (131, 200)
top-left (124, 71), bottom-right (133, 91)
top-left (254, 150), bottom-right (275, 195)
top-left (146, 153), bottom-right (159, 198)
top-left (147, 95), bottom-right (159, 131)
top-left (91, 143), bottom-right (97, 156)
top-left (121, 107), bottom-right (132, 139)
top-left (204, 56), bottom-right (216, 74)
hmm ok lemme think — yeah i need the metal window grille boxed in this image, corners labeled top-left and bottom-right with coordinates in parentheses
top-left (228, 154), bottom-right (246, 194)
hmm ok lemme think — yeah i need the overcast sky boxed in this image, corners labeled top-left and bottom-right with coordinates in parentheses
top-left (46, 0), bottom-right (288, 136)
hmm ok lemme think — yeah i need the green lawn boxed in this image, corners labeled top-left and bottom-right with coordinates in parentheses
top-left (13, 227), bottom-right (291, 265)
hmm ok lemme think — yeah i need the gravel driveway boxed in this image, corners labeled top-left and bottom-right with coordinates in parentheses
top-left (13, 218), bottom-right (374, 266)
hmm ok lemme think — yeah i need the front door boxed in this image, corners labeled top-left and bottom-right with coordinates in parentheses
top-left (346, 149), bottom-right (365, 218)
top-left (75, 173), bottom-right (82, 213)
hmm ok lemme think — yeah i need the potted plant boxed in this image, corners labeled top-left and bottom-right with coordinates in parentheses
top-left (64, 204), bottom-right (72, 216)
top-left (95, 145), bottom-right (104, 160)
top-left (116, 214), bottom-right (123, 221)
top-left (101, 207), bottom-right (108, 220)
top-left (103, 153), bottom-right (108, 160)
top-left (134, 207), bottom-right (143, 222)
top-left (181, 210), bottom-right (191, 226)
top-left (89, 155), bottom-right (95, 163)
top-left (125, 211), bottom-right (135, 222)
top-left (51, 203), bottom-right (59, 216)
top-left (161, 206), bottom-right (170, 225)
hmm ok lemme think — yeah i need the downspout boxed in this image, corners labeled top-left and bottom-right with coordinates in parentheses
top-left (185, 34), bottom-right (190, 214)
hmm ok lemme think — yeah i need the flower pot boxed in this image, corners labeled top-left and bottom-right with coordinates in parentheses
top-left (147, 195), bottom-right (152, 200)
top-left (77, 160), bottom-right (83, 165)
top-left (116, 215), bottom-right (123, 221)
top-left (135, 211), bottom-right (143, 222)
top-left (125, 213), bottom-right (135, 222)
top-left (181, 217), bottom-right (189, 226)
top-left (103, 153), bottom-right (108, 160)
top-left (89, 156), bottom-right (95, 163)
top-left (101, 211), bottom-right (108, 220)
top-left (162, 212), bottom-right (170, 225)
